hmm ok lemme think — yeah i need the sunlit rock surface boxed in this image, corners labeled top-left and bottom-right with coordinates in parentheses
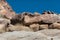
top-left (0, 29), bottom-right (60, 40)
top-left (0, 0), bottom-right (60, 40)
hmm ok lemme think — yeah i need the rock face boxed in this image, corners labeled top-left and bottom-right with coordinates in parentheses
top-left (0, 31), bottom-right (50, 40)
top-left (0, 29), bottom-right (60, 40)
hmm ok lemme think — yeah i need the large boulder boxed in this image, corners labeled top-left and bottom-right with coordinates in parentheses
top-left (0, 18), bottom-right (10, 24)
top-left (11, 12), bottom-right (41, 25)
top-left (10, 12), bottom-right (32, 25)
top-left (0, 24), bottom-right (7, 33)
top-left (49, 23), bottom-right (60, 29)
top-left (41, 14), bottom-right (59, 23)
top-left (10, 14), bottom-right (23, 25)
top-left (24, 15), bottom-right (41, 25)
top-left (0, 18), bottom-right (10, 33)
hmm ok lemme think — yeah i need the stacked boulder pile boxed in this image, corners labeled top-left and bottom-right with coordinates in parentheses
top-left (1, 0), bottom-right (60, 40)
top-left (8, 11), bottom-right (60, 32)
top-left (0, 11), bottom-right (60, 40)
top-left (0, 11), bottom-right (60, 33)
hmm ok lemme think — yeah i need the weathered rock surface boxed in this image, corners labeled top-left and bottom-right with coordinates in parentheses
top-left (1, 11), bottom-right (60, 32)
top-left (10, 11), bottom-right (60, 25)
top-left (9, 12), bottom-right (60, 32)
top-left (0, 18), bottom-right (10, 24)
top-left (41, 14), bottom-right (59, 23)
top-left (1, 0), bottom-right (60, 40)
top-left (8, 24), bottom-right (33, 32)
top-left (10, 14), bottom-right (23, 25)
top-left (39, 24), bottom-right (48, 29)
top-left (0, 0), bottom-right (16, 19)
top-left (38, 29), bottom-right (60, 37)
top-left (0, 18), bottom-right (10, 33)
top-left (49, 23), bottom-right (60, 29)
top-left (0, 31), bottom-right (50, 40)
top-left (0, 29), bottom-right (60, 40)
top-left (24, 15), bottom-right (41, 24)
top-left (30, 24), bottom-right (40, 31)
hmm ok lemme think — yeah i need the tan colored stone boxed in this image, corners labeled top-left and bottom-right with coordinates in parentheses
top-left (0, 31), bottom-right (50, 40)
top-left (0, 18), bottom-right (10, 33)
top-left (24, 15), bottom-right (41, 24)
top-left (0, 0), bottom-right (16, 19)
top-left (39, 24), bottom-right (48, 29)
top-left (34, 12), bottom-right (40, 16)
top-left (8, 24), bottom-right (33, 32)
top-left (0, 24), bottom-right (7, 33)
top-left (49, 23), bottom-right (60, 29)
top-left (30, 24), bottom-right (39, 32)
top-left (0, 18), bottom-right (10, 24)
top-left (41, 14), bottom-right (58, 23)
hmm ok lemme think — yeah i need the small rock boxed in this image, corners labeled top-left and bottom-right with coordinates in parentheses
top-left (39, 24), bottom-right (48, 30)
top-left (30, 24), bottom-right (40, 31)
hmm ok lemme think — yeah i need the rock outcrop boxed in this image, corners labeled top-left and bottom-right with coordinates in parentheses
top-left (0, 0), bottom-right (60, 40)
top-left (0, 11), bottom-right (60, 32)
top-left (9, 11), bottom-right (60, 32)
